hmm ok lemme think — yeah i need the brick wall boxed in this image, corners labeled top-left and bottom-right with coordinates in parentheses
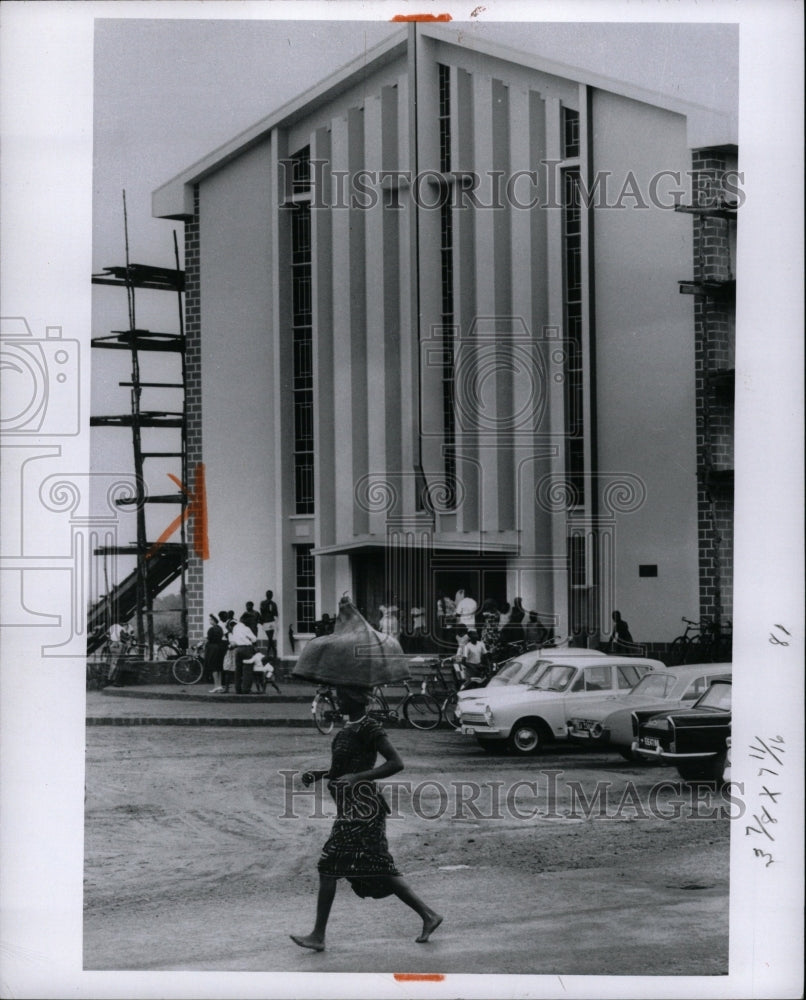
top-left (692, 149), bottom-right (735, 625)
top-left (184, 184), bottom-right (205, 642)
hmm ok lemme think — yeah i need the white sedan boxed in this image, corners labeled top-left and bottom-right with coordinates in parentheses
top-left (458, 650), bottom-right (665, 754)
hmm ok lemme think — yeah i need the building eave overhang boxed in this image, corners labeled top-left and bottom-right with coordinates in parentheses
top-left (152, 29), bottom-right (408, 220)
top-left (152, 21), bottom-right (736, 222)
top-left (312, 534), bottom-right (520, 557)
top-left (420, 22), bottom-right (737, 150)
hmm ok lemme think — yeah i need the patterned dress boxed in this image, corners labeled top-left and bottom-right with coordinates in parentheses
top-left (480, 611), bottom-right (501, 664)
top-left (317, 717), bottom-right (400, 898)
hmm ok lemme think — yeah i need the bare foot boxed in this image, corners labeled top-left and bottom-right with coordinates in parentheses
top-left (290, 933), bottom-right (325, 952)
top-left (416, 913), bottom-right (443, 943)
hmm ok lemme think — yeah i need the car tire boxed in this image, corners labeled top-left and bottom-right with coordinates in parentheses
top-left (507, 720), bottom-right (545, 755)
top-left (618, 748), bottom-right (638, 762)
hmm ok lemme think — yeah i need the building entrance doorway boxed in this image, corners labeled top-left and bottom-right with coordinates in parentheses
top-left (351, 548), bottom-right (510, 653)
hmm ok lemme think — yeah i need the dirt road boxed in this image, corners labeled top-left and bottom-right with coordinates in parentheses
top-left (84, 725), bottom-right (730, 974)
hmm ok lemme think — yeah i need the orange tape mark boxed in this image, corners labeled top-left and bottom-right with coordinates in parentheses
top-left (391, 13), bottom-right (452, 21)
top-left (190, 462), bottom-right (209, 560)
top-left (145, 463), bottom-right (209, 561)
top-left (394, 973), bottom-right (446, 981)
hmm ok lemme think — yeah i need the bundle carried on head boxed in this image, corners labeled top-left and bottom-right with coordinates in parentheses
top-left (292, 595), bottom-right (411, 688)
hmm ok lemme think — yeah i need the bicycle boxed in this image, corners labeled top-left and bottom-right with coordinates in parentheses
top-left (155, 637), bottom-right (185, 660)
top-left (367, 681), bottom-right (442, 731)
top-left (311, 685), bottom-right (342, 735)
top-left (696, 619), bottom-right (732, 663)
top-left (171, 641), bottom-right (206, 685)
top-left (421, 658), bottom-right (461, 729)
top-left (101, 634), bottom-right (149, 687)
top-left (668, 618), bottom-right (722, 665)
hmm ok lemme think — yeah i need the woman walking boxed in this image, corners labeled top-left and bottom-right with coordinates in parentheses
top-left (291, 686), bottom-right (443, 952)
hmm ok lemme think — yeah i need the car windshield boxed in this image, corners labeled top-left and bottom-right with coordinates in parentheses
top-left (628, 673), bottom-right (677, 699)
top-left (531, 664), bottom-right (576, 692)
top-left (695, 682), bottom-right (731, 711)
top-left (489, 659), bottom-right (549, 686)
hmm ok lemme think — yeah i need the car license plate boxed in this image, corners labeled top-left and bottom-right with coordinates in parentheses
top-left (641, 736), bottom-right (659, 748)
top-left (462, 726), bottom-right (475, 735)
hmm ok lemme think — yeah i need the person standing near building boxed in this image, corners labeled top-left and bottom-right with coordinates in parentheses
top-left (291, 686), bottom-right (443, 952)
top-left (105, 619), bottom-right (132, 687)
top-left (259, 590), bottom-right (279, 659)
top-left (221, 615), bottom-right (236, 692)
top-left (459, 630), bottom-right (489, 688)
top-left (507, 597), bottom-right (526, 642)
top-left (241, 601), bottom-right (260, 635)
top-left (454, 589), bottom-right (478, 629)
top-left (436, 591), bottom-right (456, 646)
top-left (478, 598), bottom-right (501, 663)
top-left (409, 605), bottom-right (426, 653)
top-left (229, 616), bottom-right (258, 694)
top-left (378, 599), bottom-right (400, 638)
top-left (205, 612), bottom-right (228, 693)
top-left (608, 610), bottom-right (634, 651)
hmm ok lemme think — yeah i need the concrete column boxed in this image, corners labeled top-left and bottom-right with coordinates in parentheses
top-left (544, 96), bottom-right (569, 637)
top-left (364, 92), bottom-right (389, 537)
top-left (471, 72), bottom-right (500, 535)
top-left (312, 126), bottom-right (334, 549)
top-left (330, 113), bottom-right (357, 541)
top-left (452, 66), bottom-right (479, 534)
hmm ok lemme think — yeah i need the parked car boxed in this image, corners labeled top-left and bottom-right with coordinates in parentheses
top-left (632, 678), bottom-right (732, 781)
top-left (457, 651), bottom-right (664, 754)
top-left (456, 645), bottom-right (603, 704)
top-left (567, 663), bottom-right (732, 759)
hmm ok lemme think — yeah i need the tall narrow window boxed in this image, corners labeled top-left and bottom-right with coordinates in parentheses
top-left (562, 167), bottom-right (585, 506)
top-left (562, 108), bottom-right (580, 158)
top-left (292, 145), bottom-right (311, 194)
top-left (567, 532), bottom-right (587, 639)
top-left (290, 145), bottom-right (314, 514)
top-left (295, 544), bottom-right (316, 632)
top-left (438, 64), bottom-right (456, 508)
top-left (438, 63), bottom-right (451, 174)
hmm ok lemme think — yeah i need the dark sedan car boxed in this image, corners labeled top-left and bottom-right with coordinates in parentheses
top-left (631, 678), bottom-right (731, 781)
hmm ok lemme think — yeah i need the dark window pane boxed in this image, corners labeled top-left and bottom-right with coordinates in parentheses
top-left (563, 108), bottom-right (580, 158)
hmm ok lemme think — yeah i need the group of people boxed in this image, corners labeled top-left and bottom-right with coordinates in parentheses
top-left (203, 590), bottom-right (281, 695)
top-left (365, 588), bottom-right (559, 663)
top-left (437, 590), bottom-right (555, 675)
top-left (375, 600), bottom-right (428, 652)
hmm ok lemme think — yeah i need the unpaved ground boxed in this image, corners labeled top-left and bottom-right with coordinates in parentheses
top-left (84, 726), bottom-right (730, 974)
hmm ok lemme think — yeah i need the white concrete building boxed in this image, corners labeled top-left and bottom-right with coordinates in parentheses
top-left (153, 24), bottom-right (737, 657)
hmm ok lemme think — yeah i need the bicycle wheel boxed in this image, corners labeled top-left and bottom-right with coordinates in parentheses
top-left (366, 688), bottom-right (386, 723)
top-left (442, 691), bottom-right (461, 730)
top-left (156, 643), bottom-right (179, 661)
top-left (667, 637), bottom-right (688, 666)
top-left (403, 692), bottom-right (442, 730)
top-left (313, 694), bottom-right (337, 735)
top-left (172, 655), bottom-right (203, 685)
